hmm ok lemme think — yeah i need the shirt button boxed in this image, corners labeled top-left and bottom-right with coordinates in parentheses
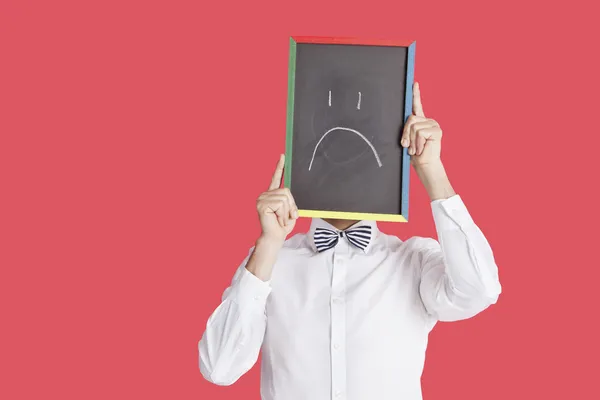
top-left (335, 390), bottom-right (343, 397)
top-left (333, 297), bottom-right (343, 304)
top-left (334, 343), bottom-right (340, 350)
top-left (253, 296), bottom-right (260, 300)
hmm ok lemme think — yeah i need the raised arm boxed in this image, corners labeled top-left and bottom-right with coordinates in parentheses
top-left (198, 154), bottom-right (298, 385)
top-left (401, 82), bottom-right (501, 321)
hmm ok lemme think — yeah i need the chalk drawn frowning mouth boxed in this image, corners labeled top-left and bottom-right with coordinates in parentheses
top-left (309, 90), bottom-right (383, 171)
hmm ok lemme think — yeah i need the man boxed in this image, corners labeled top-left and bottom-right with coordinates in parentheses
top-left (198, 82), bottom-right (501, 400)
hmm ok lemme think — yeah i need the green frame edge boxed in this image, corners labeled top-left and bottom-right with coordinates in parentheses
top-left (284, 37), bottom-right (297, 188)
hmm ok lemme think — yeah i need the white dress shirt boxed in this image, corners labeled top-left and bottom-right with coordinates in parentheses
top-left (199, 194), bottom-right (501, 400)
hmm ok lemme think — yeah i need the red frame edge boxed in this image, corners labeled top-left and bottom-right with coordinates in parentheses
top-left (292, 36), bottom-right (414, 47)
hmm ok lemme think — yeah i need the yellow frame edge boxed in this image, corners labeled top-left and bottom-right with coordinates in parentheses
top-left (298, 209), bottom-right (407, 223)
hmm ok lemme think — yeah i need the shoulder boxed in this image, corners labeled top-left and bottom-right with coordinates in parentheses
top-left (283, 232), bottom-right (308, 248)
top-left (279, 232), bottom-right (314, 256)
top-left (374, 231), bottom-right (439, 255)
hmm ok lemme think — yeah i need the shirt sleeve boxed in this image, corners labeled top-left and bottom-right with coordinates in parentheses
top-left (418, 194), bottom-right (502, 322)
top-left (198, 247), bottom-right (272, 385)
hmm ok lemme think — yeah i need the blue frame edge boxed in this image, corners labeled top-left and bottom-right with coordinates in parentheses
top-left (401, 41), bottom-right (416, 220)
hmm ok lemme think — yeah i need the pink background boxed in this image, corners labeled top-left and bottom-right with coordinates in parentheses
top-left (1, 0), bottom-right (599, 399)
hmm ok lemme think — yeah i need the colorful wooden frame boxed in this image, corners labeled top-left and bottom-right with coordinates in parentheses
top-left (284, 36), bottom-right (416, 222)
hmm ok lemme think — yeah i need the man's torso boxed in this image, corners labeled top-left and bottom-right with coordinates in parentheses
top-left (259, 227), bottom-right (437, 400)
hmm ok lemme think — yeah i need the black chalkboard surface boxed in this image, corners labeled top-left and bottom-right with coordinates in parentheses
top-left (284, 37), bottom-right (416, 222)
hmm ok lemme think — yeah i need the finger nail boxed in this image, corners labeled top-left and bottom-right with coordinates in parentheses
top-left (401, 138), bottom-right (407, 147)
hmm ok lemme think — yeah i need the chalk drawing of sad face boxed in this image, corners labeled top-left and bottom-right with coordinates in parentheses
top-left (310, 81), bottom-right (384, 171)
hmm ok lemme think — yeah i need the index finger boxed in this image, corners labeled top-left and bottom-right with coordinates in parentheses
top-left (413, 82), bottom-right (425, 117)
top-left (268, 154), bottom-right (285, 191)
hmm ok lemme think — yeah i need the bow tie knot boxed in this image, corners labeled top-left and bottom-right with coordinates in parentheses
top-left (314, 225), bottom-right (372, 252)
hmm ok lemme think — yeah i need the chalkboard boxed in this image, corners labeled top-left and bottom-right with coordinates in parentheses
top-left (284, 37), bottom-right (416, 222)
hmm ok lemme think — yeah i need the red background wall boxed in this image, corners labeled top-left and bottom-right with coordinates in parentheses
top-left (1, 0), bottom-right (599, 399)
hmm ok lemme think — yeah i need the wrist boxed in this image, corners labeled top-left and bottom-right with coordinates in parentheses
top-left (414, 161), bottom-right (456, 201)
top-left (246, 237), bottom-right (282, 281)
top-left (256, 234), bottom-right (285, 251)
top-left (413, 159), bottom-right (445, 176)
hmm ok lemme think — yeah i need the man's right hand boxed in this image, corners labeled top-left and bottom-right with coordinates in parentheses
top-left (245, 155), bottom-right (298, 282)
top-left (256, 154), bottom-right (298, 246)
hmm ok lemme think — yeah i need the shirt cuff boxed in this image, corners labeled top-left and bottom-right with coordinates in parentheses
top-left (431, 194), bottom-right (475, 231)
top-left (231, 267), bottom-right (272, 313)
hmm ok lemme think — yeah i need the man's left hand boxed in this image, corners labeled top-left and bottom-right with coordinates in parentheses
top-left (400, 82), bottom-right (442, 168)
top-left (400, 82), bottom-right (456, 201)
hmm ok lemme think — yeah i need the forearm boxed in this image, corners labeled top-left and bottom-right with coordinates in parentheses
top-left (200, 312), bottom-right (266, 384)
top-left (414, 161), bottom-right (456, 201)
top-left (199, 294), bottom-right (267, 385)
top-left (199, 250), bottom-right (272, 385)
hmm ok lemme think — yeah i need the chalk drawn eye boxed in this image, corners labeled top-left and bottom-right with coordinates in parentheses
top-left (329, 91), bottom-right (362, 109)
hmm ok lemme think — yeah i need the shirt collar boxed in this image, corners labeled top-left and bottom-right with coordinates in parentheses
top-left (308, 218), bottom-right (379, 254)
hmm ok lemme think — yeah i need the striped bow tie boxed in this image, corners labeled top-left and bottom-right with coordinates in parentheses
top-left (314, 225), bottom-right (372, 253)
